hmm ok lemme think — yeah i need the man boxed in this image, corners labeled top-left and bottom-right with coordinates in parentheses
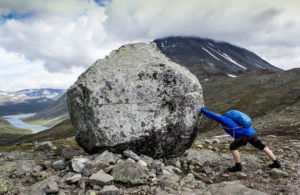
top-left (201, 107), bottom-right (281, 172)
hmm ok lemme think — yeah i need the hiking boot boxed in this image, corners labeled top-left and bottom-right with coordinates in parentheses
top-left (268, 160), bottom-right (281, 169)
top-left (227, 164), bottom-right (242, 172)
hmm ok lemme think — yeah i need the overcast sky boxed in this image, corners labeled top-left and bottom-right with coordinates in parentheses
top-left (0, 0), bottom-right (299, 91)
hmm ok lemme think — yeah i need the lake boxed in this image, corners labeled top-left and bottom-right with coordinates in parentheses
top-left (2, 113), bottom-right (49, 133)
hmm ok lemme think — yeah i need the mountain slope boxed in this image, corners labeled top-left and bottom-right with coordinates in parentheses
top-left (18, 88), bottom-right (66, 100)
top-left (154, 37), bottom-right (282, 80)
top-left (0, 91), bottom-right (54, 116)
top-left (200, 68), bottom-right (300, 134)
top-left (22, 93), bottom-right (69, 127)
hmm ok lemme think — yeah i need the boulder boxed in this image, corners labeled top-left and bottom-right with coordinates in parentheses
top-left (68, 42), bottom-right (203, 158)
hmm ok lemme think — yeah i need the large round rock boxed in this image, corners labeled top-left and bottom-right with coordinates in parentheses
top-left (67, 42), bottom-right (204, 158)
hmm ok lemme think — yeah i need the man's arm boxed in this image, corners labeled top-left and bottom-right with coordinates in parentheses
top-left (201, 107), bottom-right (228, 124)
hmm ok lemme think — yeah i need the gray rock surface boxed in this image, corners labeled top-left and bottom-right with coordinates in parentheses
top-left (68, 42), bottom-right (203, 157)
top-left (35, 141), bottom-right (53, 150)
top-left (100, 185), bottom-right (121, 195)
top-left (45, 180), bottom-right (59, 194)
top-left (71, 157), bottom-right (90, 173)
top-left (66, 173), bottom-right (82, 184)
top-left (123, 150), bottom-right (141, 161)
top-left (89, 170), bottom-right (114, 187)
top-left (207, 181), bottom-right (269, 195)
top-left (52, 160), bottom-right (65, 170)
top-left (112, 160), bottom-right (148, 185)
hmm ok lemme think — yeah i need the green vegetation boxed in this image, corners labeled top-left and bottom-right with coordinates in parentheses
top-left (0, 118), bottom-right (32, 146)
top-left (0, 118), bottom-right (32, 134)
top-left (14, 119), bottom-right (74, 145)
top-left (200, 69), bottom-right (300, 132)
top-left (0, 119), bottom-right (74, 147)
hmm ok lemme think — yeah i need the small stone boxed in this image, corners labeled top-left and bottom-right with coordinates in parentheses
top-left (93, 185), bottom-right (101, 190)
top-left (123, 150), bottom-right (141, 161)
top-left (66, 174), bottom-right (82, 184)
top-left (71, 157), bottom-right (90, 173)
top-left (196, 144), bottom-right (203, 149)
top-left (89, 171), bottom-right (114, 187)
top-left (222, 173), bottom-right (230, 177)
top-left (236, 172), bottom-right (247, 178)
top-left (82, 160), bottom-right (109, 177)
top-left (126, 158), bottom-right (136, 163)
top-left (36, 141), bottom-right (53, 150)
top-left (162, 169), bottom-right (170, 175)
top-left (79, 179), bottom-right (86, 189)
top-left (205, 139), bottom-right (212, 144)
top-left (148, 172), bottom-right (156, 178)
top-left (137, 160), bottom-right (147, 167)
top-left (45, 181), bottom-right (59, 194)
top-left (270, 168), bottom-right (289, 177)
top-left (52, 160), bottom-right (65, 171)
top-left (175, 160), bottom-right (181, 168)
top-left (212, 139), bottom-right (220, 144)
top-left (42, 160), bottom-right (52, 169)
top-left (202, 166), bottom-right (213, 174)
top-left (104, 165), bottom-right (113, 173)
top-left (263, 173), bottom-right (269, 178)
top-left (86, 190), bottom-right (97, 195)
top-left (100, 185), bottom-right (120, 195)
top-left (95, 150), bottom-right (118, 165)
top-left (187, 173), bottom-right (195, 180)
top-left (33, 165), bottom-right (43, 172)
top-left (62, 148), bottom-right (82, 160)
top-left (189, 165), bottom-right (195, 170)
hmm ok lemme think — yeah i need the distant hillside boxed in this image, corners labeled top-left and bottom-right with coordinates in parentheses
top-left (154, 37), bottom-right (282, 80)
top-left (0, 91), bottom-right (54, 116)
top-left (22, 93), bottom-right (69, 127)
top-left (18, 88), bottom-right (66, 100)
top-left (200, 68), bottom-right (300, 133)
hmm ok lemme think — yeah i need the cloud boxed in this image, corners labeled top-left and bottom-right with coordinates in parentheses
top-left (0, 0), bottom-right (300, 91)
top-left (0, 47), bottom-right (86, 91)
top-left (104, 0), bottom-right (300, 69)
top-left (0, 0), bottom-right (119, 73)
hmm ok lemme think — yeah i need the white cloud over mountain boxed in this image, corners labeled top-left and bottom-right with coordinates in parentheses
top-left (0, 0), bottom-right (299, 90)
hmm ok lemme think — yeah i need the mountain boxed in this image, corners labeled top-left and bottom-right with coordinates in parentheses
top-left (0, 90), bottom-right (54, 116)
top-left (200, 68), bottom-right (300, 135)
top-left (20, 37), bottom-right (285, 129)
top-left (22, 93), bottom-right (69, 127)
top-left (17, 88), bottom-right (66, 100)
top-left (154, 37), bottom-right (282, 80)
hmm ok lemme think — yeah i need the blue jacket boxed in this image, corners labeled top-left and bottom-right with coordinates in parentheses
top-left (201, 107), bottom-right (256, 139)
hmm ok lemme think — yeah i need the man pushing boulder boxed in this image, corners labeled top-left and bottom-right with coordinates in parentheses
top-left (201, 107), bottom-right (281, 172)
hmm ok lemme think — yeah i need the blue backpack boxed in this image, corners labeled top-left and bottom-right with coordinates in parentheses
top-left (226, 110), bottom-right (252, 128)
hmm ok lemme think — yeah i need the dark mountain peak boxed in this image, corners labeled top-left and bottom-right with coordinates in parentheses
top-left (154, 36), bottom-right (282, 80)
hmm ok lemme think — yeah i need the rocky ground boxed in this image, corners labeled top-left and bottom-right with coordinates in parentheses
top-left (1, 125), bottom-right (299, 195)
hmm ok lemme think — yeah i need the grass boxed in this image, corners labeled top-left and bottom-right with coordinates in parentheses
top-left (14, 119), bottom-right (75, 145)
top-left (0, 118), bottom-right (32, 134)
top-left (0, 118), bottom-right (33, 147)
